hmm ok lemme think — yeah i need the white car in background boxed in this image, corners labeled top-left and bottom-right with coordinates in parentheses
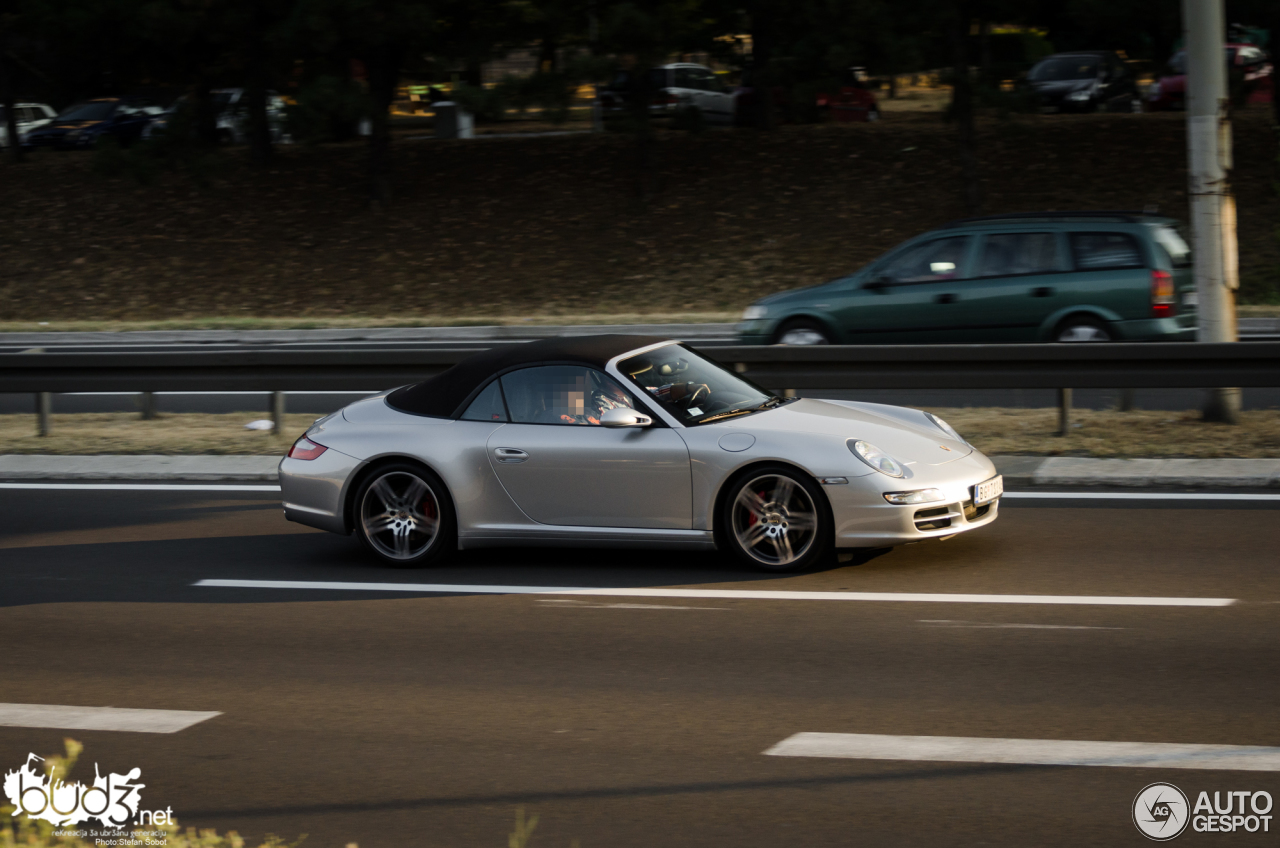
top-left (0, 102), bottom-right (57, 147)
top-left (599, 63), bottom-right (738, 127)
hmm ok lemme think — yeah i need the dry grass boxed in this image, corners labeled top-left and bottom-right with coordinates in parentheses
top-left (3, 407), bottom-right (1280, 457)
top-left (930, 407), bottom-right (1280, 458)
top-left (0, 412), bottom-right (318, 455)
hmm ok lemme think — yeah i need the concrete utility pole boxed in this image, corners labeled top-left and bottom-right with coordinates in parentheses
top-left (1182, 0), bottom-right (1241, 423)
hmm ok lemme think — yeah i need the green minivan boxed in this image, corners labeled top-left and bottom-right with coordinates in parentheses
top-left (737, 212), bottom-right (1197, 344)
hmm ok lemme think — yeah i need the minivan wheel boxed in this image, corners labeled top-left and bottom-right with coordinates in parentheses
top-left (774, 319), bottom-right (833, 345)
top-left (353, 462), bottom-right (456, 567)
top-left (1055, 316), bottom-right (1113, 343)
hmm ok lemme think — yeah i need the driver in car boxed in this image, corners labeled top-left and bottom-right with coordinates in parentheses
top-left (554, 376), bottom-right (635, 425)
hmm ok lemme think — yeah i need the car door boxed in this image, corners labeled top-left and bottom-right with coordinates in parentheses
top-left (828, 235), bottom-right (975, 343)
top-left (956, 231), bottom-right (1071, 342)
top-left (1050, 230), bottom-right (1151, 324)
top-left (689, 67), bottom-right (734, 124)
top-left (485, 365), bottom-right (693, 529)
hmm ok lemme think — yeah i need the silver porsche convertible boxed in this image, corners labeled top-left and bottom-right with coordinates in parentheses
top-left (279, 335), bottom-right (1002, 571)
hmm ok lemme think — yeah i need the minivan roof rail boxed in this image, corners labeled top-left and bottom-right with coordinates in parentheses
top-left (940, 211), bottom-right (1170, 227)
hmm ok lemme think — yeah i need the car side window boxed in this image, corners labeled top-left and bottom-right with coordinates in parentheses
top-left (1070, 232), bottom-right (1145, 270)
top-left (500, 365), bottom-right (636, 426)
top-left (876, 236), bottom-right (971, 284)
top-left (692, 69), bottom-right (720, 92)
top-left (459, 379), bottom-right (508, 422)
top-left (976, 233), bottom-right (1065, 278)
top-left (673, 68), bottom-right (697, 89)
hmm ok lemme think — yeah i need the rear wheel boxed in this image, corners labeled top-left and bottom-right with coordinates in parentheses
top-left (721, 465), bottom-right (832, 572)
top-left (353, 462), bottom-right (455, 567)
top-left (1055, 315), bottom-right (1113, 343)
top-left (774, 319), bottom-right (834, 345)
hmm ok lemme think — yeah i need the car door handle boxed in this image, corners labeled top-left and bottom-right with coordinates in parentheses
top-left (494, 448), bottom-right (529, 463)
top-left (934, 293), bottom-right (957, 304)
top-left (1031, 286), bottom-right (1055, 297)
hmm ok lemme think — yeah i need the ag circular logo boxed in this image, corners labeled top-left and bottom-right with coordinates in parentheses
top-left (1134, 782), bottom-right (1190, 841)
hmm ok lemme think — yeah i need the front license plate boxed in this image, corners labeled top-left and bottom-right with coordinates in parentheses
top-left (973, 475), bottom-right (1003, 506)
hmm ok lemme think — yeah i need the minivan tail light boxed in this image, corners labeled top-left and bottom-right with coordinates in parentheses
top-left (1151, 270), bottom-right (1176, 317)
top-left (288, 435), bottom-right (328, 461)
top-left (653, 90), bottom-right (678, 106)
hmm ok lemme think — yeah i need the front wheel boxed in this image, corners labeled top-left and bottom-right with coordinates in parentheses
top-left (721, 465), bottom-right (832, 572)
top-left (353, 462), bottom-right (456, 567)
top-left (774, 319), bottom-right (834, 345)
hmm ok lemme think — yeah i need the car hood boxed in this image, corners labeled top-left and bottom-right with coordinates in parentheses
top-left (706, 398), bottom-right (971, 466)
top-left (754, 278), bottom-right (845, 307)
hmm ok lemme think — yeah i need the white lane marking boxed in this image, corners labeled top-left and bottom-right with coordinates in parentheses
top-left (764, 732), bottom-right (1280, 772)
top-left (1005, 491), bottom-right (1280, 501)
top-left (918, 619), bottom-right (1121, 630)
top-left (194, 579), bottom-right (1236, 607)
top-left (537, 599), bottom-right (727, 610)
top-left (0, 703), bottom-right (220, 734)
top-left (0, 483), bottom-right (279, 492)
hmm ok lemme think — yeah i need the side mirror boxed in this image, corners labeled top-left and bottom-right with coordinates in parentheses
top-left (863, 275), bottom-right (892, 292)
top-left (600, 408), bottom-right (653, 428)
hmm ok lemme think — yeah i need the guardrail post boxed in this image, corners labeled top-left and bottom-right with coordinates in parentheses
top-left (271, 392), bottom-right (286, 433)
top-left (139, 391), bottom-right (157, 420)
top-left (36, 392), bottom-right (51, 437)
top-left (1118, 388), bottom-right (1136, 412)
top-left (1057, 388), bottom-right (1072, 436)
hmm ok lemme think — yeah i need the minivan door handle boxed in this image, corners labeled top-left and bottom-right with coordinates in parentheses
top-left (934, 293), bottom-right (957, 304)
top-left (494, 448), bottom-right (529, 463)
top-left (1031, 286), bottom-right (1055, 298)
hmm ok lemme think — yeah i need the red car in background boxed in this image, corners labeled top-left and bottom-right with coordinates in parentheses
top-left (735, 69), bottom-right (880, 125)
top-left (1146, 43), bottom-right (1273, 110)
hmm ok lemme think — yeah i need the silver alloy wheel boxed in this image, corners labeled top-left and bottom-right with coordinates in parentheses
top-left (1057, 324), bottom-right (1111, 342)
top-left (778, 327), bottom-right (830, 345)
top-left (360, 471), bottom-right (441, 561)
top-left (730, 473), bottom-right (818, 567)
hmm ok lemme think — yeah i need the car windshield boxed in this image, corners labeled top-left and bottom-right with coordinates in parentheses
top-left (618, 344), bottom-right (781, 426)
top-left (57, 101), bottom-right (117, 121)
top-left (1029, 58), bottom-right (1099, 81)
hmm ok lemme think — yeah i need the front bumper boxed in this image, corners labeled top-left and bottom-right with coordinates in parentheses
top-left (826, 454), bottom-right (1001, 548)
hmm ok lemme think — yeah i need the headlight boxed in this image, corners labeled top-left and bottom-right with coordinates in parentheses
top-left (925, 412), bottom-right (968, 445)
top-left (848, 439), bottom-right (904, 478)
top-left (1066, 89), bottom-right (1092, 102)
top-left (883, 489), bottom-right (945, 505)
top-left (742, 305), bottom-right (768, 321)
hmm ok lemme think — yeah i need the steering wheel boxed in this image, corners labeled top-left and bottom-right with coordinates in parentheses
top-left (686, 383), bottom-right (710, 405)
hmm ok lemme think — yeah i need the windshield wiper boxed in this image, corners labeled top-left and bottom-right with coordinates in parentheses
top-left (695, 396), bottom-right (795, 424)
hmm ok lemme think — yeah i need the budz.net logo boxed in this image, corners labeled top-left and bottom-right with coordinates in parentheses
top-left (4, 753), bottom-right (145, 828)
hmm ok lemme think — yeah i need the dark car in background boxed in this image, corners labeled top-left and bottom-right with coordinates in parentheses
top-left (1027, 51), bottom-right (1140, 113)
top-left (1146, 44), bottom-right (1273, 111)
top-left (738, 212), bottom-right (1196, 345)
top-left (22, 97), bottom-right (162, 150)
top-left (598, 63), bottom-right (736, 127)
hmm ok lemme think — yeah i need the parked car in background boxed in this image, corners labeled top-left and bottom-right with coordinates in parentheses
top-left (738, 212), bottom-right (1196, 345)
top-left (1026, 51), bottom-right (1141, 113)
top-left (598, 63), bottom-right (737, 127)
top-left (1146, 44), bottom-right (1273, 111)
top-left (22, 97), bottom-right (162, 150)
top-left (0, 102), bottom-right (57, 147)
top-left (816, 78), bottom-right (880, 123)
top-left (142, 88), bottom-right (289, 145)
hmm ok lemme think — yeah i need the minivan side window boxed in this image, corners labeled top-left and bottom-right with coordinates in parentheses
top-left (876, 236), bottom-right (971, 284)
top-left (1069, 232), bottom-right (1145, 271)
top-left (1152, 226), bottom-right (1192, 268)
top-left (975, 233), bottom-right (1065, 278)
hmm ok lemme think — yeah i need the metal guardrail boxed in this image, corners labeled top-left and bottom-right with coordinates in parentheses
top-left (2, 342), bottom-right (1279, 393)
top-left (3, 342), bottom-right (1278, 436)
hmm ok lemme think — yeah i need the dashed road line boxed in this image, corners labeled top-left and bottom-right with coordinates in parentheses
top-left (764, 732), bottom-right (1280, 771)
top-left (0, 703), bottom-right (221, 734)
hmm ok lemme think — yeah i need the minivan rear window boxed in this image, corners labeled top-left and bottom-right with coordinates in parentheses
top-left (1152, 226), bottom-right (1192, 268)
top-left (1070, 232), bottom-right (1144, 271)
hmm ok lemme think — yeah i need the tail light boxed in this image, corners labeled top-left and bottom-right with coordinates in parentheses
top-left (1151, 270), bottom-right (1176, 317)
top-left (653, 90), bottom-right (678, 106)
top-left (288, 435), bottom-right (328, 461)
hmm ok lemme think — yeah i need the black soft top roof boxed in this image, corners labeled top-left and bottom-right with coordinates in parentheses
top-left (387, 334), bottom-right (670, 418)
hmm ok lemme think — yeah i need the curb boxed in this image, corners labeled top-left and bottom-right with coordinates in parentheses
top-left (2, 454), bottom-right (1278, 488)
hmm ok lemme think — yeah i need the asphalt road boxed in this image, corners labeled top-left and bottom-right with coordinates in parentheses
top-left (2, 488), bottom-right (1279, 847)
